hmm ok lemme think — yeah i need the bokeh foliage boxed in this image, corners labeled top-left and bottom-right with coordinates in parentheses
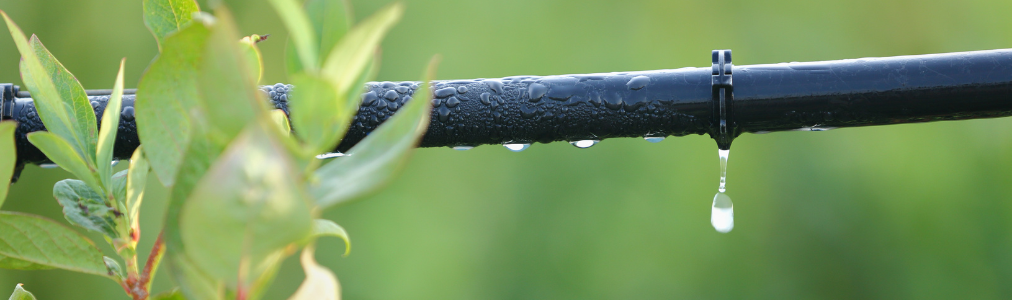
top-left (0, 0), bottom-right (1009, 299)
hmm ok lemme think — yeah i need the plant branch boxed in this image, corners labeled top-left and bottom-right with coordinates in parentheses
top-left (140, 232), bottom-right (166, 293)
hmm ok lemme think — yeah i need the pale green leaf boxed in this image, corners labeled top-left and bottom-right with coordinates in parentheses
top-left (162, 131), bottom-right (224, 300)
top-left (27, 36), bottom-right (98, 165)
top-left (270, 109), bottom-right (291, 137)
top-left (27, 132), bottom-right (101, 193)
top-left (312, 219), bottom-right (350, 256)
top-left (285, 0), bottom-right (352, 75)
top-left (3, 13), bottom-right (97, 166)
top-left (52, 179), bottom-right (118, 238)
top-left (287, 245), bottom-right (339, 300)
top-left (179, 124), bottom-right (313, 284)
top-left (339, 55), bottom-right (376, 134)
top-left (135, 21), bottom-right (210, 186)
top-left (163, 130), bottom-right (219, 252)
top-left (289, 73), bottom-right (345, 155)
top-left (104, 256), bottom-right (125, 279)
top-left (0, 256), bottom-right (51, 271)
top-left (269, 0), bottom-right (318, 73)
top-left (111, 169), bottom-right (128, 205)
top-left (321, 3), bottom-right (402, 93)
top-left (246, 249), bottom-right (287, 300)
top-left (126, 147), bottom-right (149, 234)
top-left (8, 284), bottom-right (36, 300)
top-left (143, 0), bottom-right (201, 49)
top-left (0, 212), bottom-right (109, 276)
top-left (311, 57), bottom-right (437, 208)
top-left (309, 0), bottom-right (352, 64)
top-left (239, 35), bottom-right (265, 83)
top-left (197, 8), bottom-right (268, 146)
top-left (97, 59), bottom-right (126, 193)
top-left (170, 253), bottom-right (224, 300)
top-left (151, 289), bottom-right (187, 300)
top-left (0, 122), bottom-right (18, 208)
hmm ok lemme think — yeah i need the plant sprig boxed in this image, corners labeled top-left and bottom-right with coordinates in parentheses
top-left (0, 0), bottom-right (435, 299)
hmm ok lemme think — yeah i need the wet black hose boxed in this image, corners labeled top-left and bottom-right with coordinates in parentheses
top-left (4, 48), bottom-right (1012, 173)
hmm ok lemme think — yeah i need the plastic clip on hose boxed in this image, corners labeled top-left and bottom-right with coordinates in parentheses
top-left (710, 50), bottom-right (735, 150)
top-left (0, 83), bottom-right (14, 120)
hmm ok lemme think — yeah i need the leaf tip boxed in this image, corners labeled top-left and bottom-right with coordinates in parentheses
top-left (391, 2), bottom-right (406, 15)
top-left (425, 54), bottom-right (441, 79)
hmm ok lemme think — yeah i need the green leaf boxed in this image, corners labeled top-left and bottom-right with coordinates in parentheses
top-left (321, 3), bottom-right (403, 93)
top-left (246, 250), bottom-right (287, 300)
top-left (97, 59), bottom-right (126, 193)
top-left (135, 20), bottom-right (210, 186)
top-left (8, 284), bottom-right (36, 300)
top-left (26, 37), bottom-right (98, 165)
top-left (311, 57), bottom-right (437, 208)
top-left (103, 256), bottom-right (125, 279)
top-left (163, 133), bottom-right (224, 300)
top-left (312, 219), bottom-right (350, 256)
top-left (143, 0), bottom-right (201, 49)
top-left (3, 13), bottom-right (97, 166)
top-left (52, 179), bottom-right (119, 238)
top-left (27, 132), bottom-right (102, 194)
top-left (151, 289), bottom-right (187, 300)
top-left (270, 109), bottom-right (291, 137)
top-left (197, 8), bottom-right (268, 146)
top-left (309, 0), bottom-right (352, 63)
top-left (111, 169), bottom-right (128, 205)
top-left (287, 245), bottom-right (339, 300)
top-left (0, 211), bottom-right (109, 276)
top-left (170, 246), bottom-right (224, 300)
top-left (285, 0), bottom-right (352, 75)
top-left (269, 0), bottom-right (318, 73)
top-left (179, 124), bottom-right (313, 285)
top-left (126, 147), bottom-right (149, 235)
top-left (0, 122), bottom-right (18, 208)
top-left (0, 256), bottom-right (51, 271)
top-left (288, 73), bottom-right (345, 155)
top-left (239, 35), bottom-right (266, 84)
top-left (338, 55), bottom-right (377, 137)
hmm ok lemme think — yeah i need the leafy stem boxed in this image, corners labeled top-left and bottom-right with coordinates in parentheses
top-left (116, 232), bottom-right (165, 300)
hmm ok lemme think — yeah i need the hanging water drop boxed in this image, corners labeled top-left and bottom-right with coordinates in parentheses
top-left (570, 140), bottom-right (599, 148)
top-left (316, 152), bottom-right (347, 159)
top-left (718, 149), bottom-right (729, 193)
top-left (643, 136), bottom-right (665, 143)
top-left (711, 192), bottom-right (734, 233)
top-left (110, 160), bottom-right (120, 167)
top-left (503, 143), bottom-right (530, 152)
top-left (453, 146), bottom-right (474, 151)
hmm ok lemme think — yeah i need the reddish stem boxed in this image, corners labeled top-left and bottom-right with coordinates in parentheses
top-left (235, 283), bottom-right (248, 300)
top-left (139, 232), bottom-right (166, 291)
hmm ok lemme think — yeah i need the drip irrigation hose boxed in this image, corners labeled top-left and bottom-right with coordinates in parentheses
top-left (3, 48), bottom-right (1012, 179)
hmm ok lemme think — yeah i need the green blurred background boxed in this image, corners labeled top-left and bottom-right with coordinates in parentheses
top-left (0, 0), bottom-right (1011, 299)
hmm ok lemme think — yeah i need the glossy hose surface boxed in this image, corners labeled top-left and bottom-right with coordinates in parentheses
top-left (7, 49), bottom-right (1012, 168)
top-left (733, 49), bottom-right (1012, 133)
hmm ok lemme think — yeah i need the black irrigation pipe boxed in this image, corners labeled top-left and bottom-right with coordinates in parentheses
top-left (3, 48), bottom-right (1012, 179)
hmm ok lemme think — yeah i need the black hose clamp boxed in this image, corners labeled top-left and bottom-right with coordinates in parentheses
top-left (711, 49), bottom-right (734, 150)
